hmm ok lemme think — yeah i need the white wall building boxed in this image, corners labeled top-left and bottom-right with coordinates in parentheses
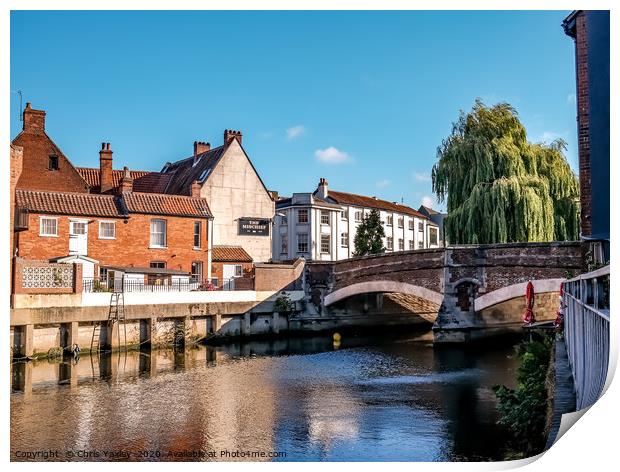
top-left (273, 178), bottom-right (441, 262)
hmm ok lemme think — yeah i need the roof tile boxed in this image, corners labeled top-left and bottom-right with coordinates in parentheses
top-left (326, 190), bottom-right (428, 219)
top-left (212, 246), bottom-right (253, 262)
top-left (16, 189), bottom-right (124, 217)
top-left (76, 167), bottom-right (173, 194)
top-left (122, 192), bottom-right (212, 218)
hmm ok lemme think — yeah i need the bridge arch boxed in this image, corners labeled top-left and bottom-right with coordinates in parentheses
top-left (474, 278), bottom-right (564, 312)
top-left (324, 280), bottom-right (443, 307)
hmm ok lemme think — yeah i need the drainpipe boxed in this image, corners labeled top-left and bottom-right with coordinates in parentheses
top-left (207, 217), bottom-right (214, 281)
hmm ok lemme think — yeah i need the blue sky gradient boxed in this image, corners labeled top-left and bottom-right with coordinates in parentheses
top-left (10, 10), bottom-right (577, 211)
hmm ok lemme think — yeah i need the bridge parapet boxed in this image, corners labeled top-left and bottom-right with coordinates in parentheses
top-left (303, 242), bottom-right (582, 340)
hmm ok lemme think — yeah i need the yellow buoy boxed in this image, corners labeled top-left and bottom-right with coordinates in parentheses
top-left (333, 332), bottom-right (341, 342)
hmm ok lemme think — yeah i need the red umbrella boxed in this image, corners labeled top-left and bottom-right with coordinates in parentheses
top-left (522, 281), bottom-right (536, 324)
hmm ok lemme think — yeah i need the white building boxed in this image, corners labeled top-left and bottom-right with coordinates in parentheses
top-left (273, 178), bottom-right (441, 262)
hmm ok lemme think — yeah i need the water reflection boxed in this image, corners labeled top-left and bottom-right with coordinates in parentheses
top-left (11, 332), bottom-right (519, 461)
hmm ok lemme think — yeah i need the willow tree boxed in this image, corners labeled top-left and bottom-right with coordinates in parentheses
top-left (432, 100), bottom-right (579, 244)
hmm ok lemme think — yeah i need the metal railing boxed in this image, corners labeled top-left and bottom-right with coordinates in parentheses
top-left (563, 265), bottom-right (610, 410)
top-left (82, 276), bottom-right (245, 293)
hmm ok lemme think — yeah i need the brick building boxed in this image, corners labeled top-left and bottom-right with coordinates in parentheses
top-left (563, 10), bottom-right (610, 262)
top-left (11, 104), bottom-right (213, 287)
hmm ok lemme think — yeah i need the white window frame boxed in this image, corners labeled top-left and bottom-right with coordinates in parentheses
top-left (98, 220), bottom-right (116, 240)
top-left (193, 221), bottom-right (202, 249)
top-left (320, 210), bottom-right (330, 225)
top-left (354, 210), bottom-right (363, 223)
top-left (409, 240), bottom-right (415, 250)
top-left (386, 236), bottom-right (393, 250)
top-left (298, 209), bottom-right (309, 224)
top-left (234, 265), bottom-right (243, 277)
top-left (386, 215), bottom-right (393, 226)
top-left (39, 216), bottom-right (59, 237)
top-left (341, 210), bottom-right (348, 220)
top-left (320, 234), bottom-right (331, 254)
top-left (341, 232), bottom-right (349, 247)
top-left (398, 217), bottom-right (404, 228)
top-left (398, 238), bottom-right (404, 251)
top-left (150, 219), bottom-right (167, 248)
top-left (409, 220), bottom-right (414, 230)
top-left (297, 233), bottom-right (309, 253)
top-left (429, 227), bottom-right (439, 246)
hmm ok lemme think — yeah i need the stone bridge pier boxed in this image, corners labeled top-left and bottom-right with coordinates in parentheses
top-left (303, 242), bottom-right (582, 343)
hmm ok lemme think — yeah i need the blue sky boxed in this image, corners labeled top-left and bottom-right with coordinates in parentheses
top-left (10, 10), bottom-right (577, 211)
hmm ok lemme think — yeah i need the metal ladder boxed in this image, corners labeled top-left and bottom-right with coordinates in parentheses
top-left (91, 291), bottom-right (127, 353)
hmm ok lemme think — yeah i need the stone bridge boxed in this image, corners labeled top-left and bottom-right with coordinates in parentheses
top-left (303, 242), bottom-right (582, 342)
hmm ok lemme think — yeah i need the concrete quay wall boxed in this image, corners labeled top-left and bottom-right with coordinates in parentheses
top-left (10, 290), bottom-right (304, 359)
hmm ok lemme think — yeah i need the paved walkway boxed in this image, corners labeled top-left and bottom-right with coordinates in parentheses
top-left (545, 335), bottom-right (577, 450)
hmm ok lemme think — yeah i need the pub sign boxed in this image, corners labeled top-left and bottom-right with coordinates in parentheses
top-left (238, 218), bottom-right (270, 236)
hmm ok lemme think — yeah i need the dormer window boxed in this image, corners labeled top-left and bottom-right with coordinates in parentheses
top-left (48, 155), bottom-right (59, 171)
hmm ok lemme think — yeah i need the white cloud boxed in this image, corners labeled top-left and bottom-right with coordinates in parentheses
top-left (421, 195), bottom-right (435, 208)
top-left (314, 147), bottom-right (351, 164)
top-left (567, 93), bottom-right (576, 104)
top-left (538, 131), bottom-right (567, 143)
top-left (376, 179), bottom-right (391, 188)
top-left (286, 125), bottom-right (305, 140)
top-left (414, 172), bottom-right (432, 182)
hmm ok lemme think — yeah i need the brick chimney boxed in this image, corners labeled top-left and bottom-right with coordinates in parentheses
top-left (190, 180), bottom-right (201, 198)
top-left (316, 177), bottom-right (329, 199)
top-left (99, 142), bottom-right (113, 193)
top-left (193, 141), bottom-right (210, 165)
top-left (119, 166), bottom-right (133, 194)
top-left (22, 103), bottom-right (46, 134)
top-left (224, 129), bottom-right (242, 147)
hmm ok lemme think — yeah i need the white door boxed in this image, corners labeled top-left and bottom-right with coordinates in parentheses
top-left (69, 220), bottom-right (88, 255)
top-left (222, 264), bottom-right (240, 290)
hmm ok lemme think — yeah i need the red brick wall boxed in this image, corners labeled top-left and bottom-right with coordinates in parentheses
top-left (13, 257), bottom-right (82, 294)
top-left (16, 212), bottom-right (210, 275)
top-left (12, 108), bottom-right (90, 193)
top-left (574, 12), bottom-right (592, 236)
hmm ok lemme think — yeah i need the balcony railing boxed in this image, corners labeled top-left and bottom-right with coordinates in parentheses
top-left (563, 265), bottom-right (610, 410)
top-left (82, 276), bottom-right (253, 293)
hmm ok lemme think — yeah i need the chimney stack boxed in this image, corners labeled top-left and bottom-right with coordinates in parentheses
top-left (316, 177), bottom-right (329, 199)
top-left (22, 103), bottom-right (46, 134)
top-left (224, 129), bottom-right (242, 147)
top-left (119, 166), bottom-right (133, 194)
top-left (99, 142), bottom-right (113, 193)
top-left (190, 180), bottom-right (201, 198)
top-left (193, 141), bottom-right (211, 165)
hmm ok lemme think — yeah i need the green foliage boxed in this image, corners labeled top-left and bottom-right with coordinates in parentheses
top-left (432, 100), bottom-right (580, 244)
top-left (274, 292), bottom-right (295, 313)
top-left (493, 337), bottom-right (553, 458)
top-left (353, 209), bottom-right (386, 257)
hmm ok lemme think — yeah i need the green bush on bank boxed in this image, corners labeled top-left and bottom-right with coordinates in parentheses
top-left (493, 336), bottom-right (553, 459)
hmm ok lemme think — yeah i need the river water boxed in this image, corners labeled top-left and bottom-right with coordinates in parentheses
top-left (11, 331), bottom-right (520, 461)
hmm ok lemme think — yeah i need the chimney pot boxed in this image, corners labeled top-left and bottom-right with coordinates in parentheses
top-left (224, 129), bottom-right (242, 147)
top-left (99, 141), bottom-right (114, 193)
top-left (317, 177), bottom-right (329, 199)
